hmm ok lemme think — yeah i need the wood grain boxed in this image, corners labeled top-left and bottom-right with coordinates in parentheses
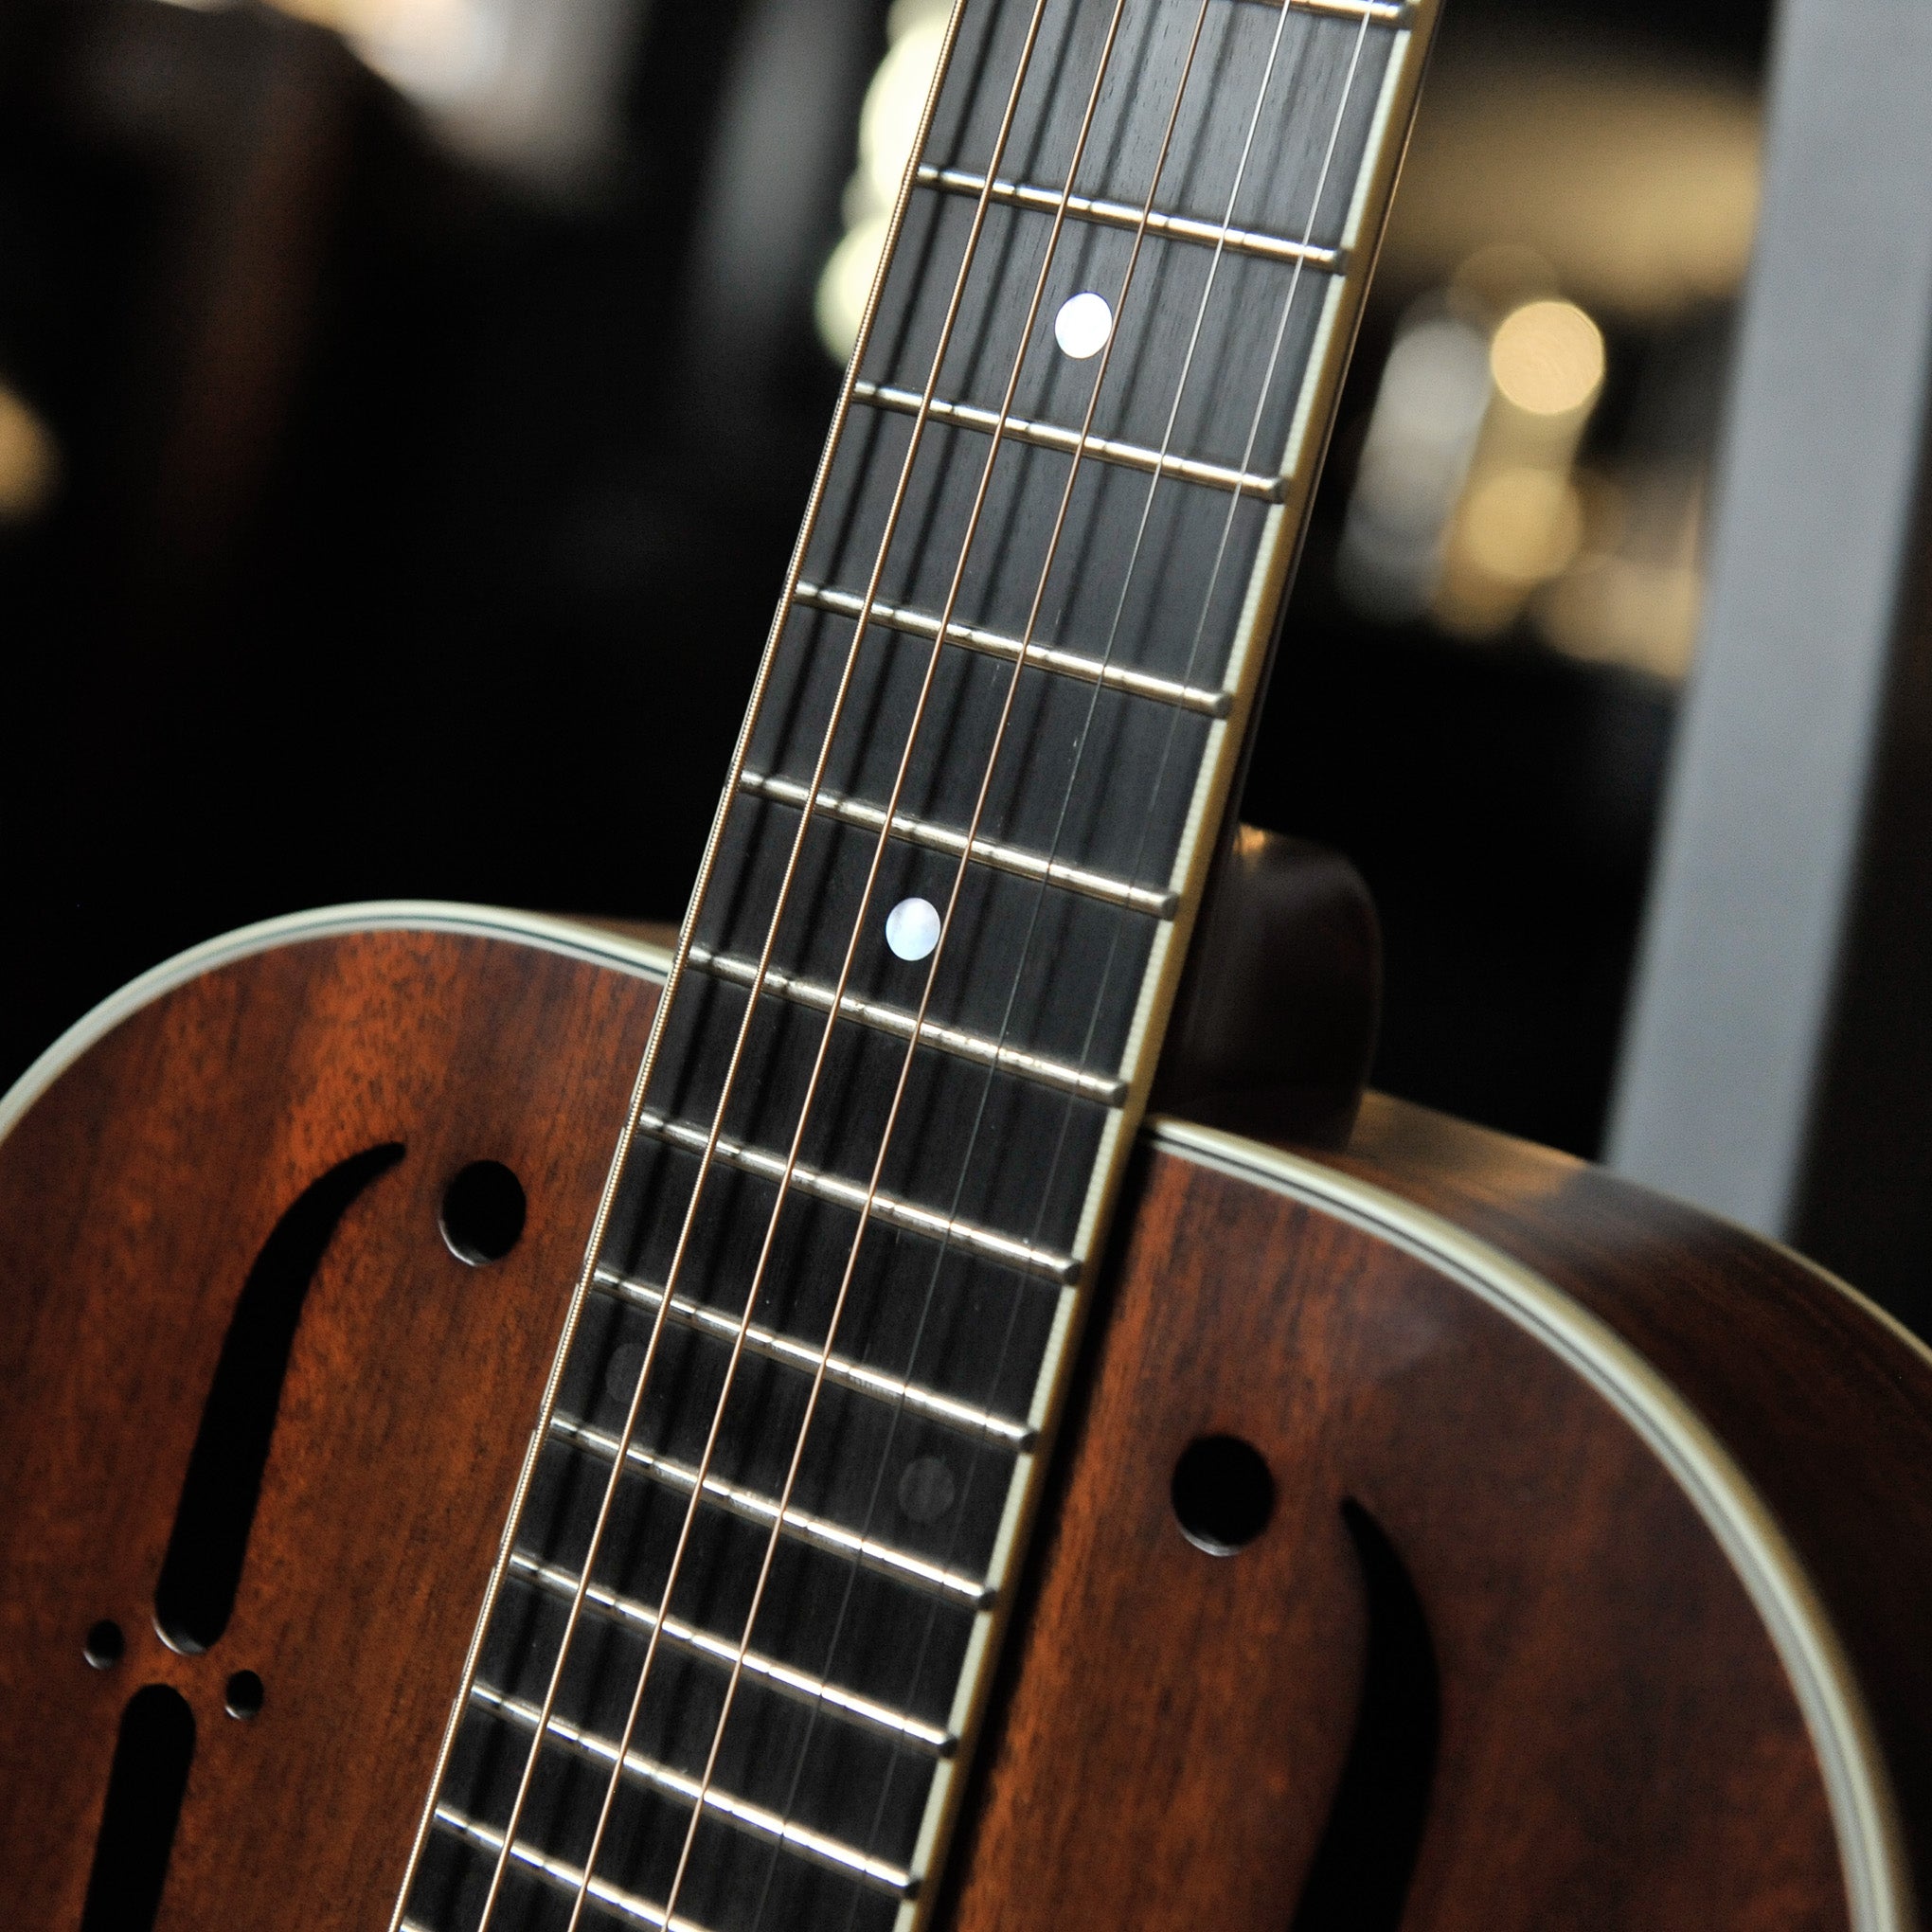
top-left (0, 923), bottom-right (662, 1927)
top-left (943, 1134), bottom-right (1855, 1930)
top-left (1324, 1095), bottom-right (1932, 1919)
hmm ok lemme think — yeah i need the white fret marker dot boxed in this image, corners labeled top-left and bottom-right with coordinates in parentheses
top-left (605, 1342), bottom-right (646, 1407)
top-left (1054, 291), bottom-right (1113, 360)
top-left (899, 1455), bottom-right (957, 1523)
top-left (886, 896), bottom-right (940, 961)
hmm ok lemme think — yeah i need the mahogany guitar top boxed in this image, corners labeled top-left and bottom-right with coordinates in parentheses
top-left (2, 908), bottom-right (1929, 1929)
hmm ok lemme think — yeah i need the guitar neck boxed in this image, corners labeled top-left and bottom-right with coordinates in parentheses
top-left (400, 2), bottom-right (1438, 1927)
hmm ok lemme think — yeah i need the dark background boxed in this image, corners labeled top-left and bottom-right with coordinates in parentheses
top-left (0, 0), bottom-right (1772, 1157)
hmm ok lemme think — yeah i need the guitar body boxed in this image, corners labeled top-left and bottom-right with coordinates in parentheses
top-left (3, 906), bottom-right (1928, 1929)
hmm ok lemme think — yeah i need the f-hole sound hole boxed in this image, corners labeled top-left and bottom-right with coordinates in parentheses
top-left (84, 1619), bottom-right (125, 1670)
top-left (153, 1144), bottom-right (404, 1655)
top-left (439, 1160), bottom-right (526, 1265)
top-left (1172, 1435), bottom-right (1276, 1553)
top-left (224, 1670), bottom-right (265, 1720)
top-left (1289, 1500), bottom-right (1440, 1932)
top-left (79, 1683), bottom-right (194, 1932)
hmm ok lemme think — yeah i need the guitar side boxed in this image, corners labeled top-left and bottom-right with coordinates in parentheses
top-left (0, 908), bottom-right (1923, 1928)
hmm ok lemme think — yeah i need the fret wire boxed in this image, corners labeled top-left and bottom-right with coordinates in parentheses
top-left (634, 1110), bottom-right (1082, 1286)
top-left (851, 380), bottom-right (1285, 501)
top-left (685, 939), bottom-right (1127, 1108)
top-left (469, 1680), bottom-right (921, 1897)
top-left (594, 1261), bottom-right (1039, 1447)
top-left (1248, 0), bottom-right (1408, 20)
top-left (549, 1412), bottom-right (998, 1606)
top-left (792, 579), bottom-right (1230, 717)
top-left (507, 1547), bottom-right (958, 1752)
top-left (736, 767), bottom-right (1180, 919)
top-left (914, 164), bottom-right (1343, 271)
top-left (431, 1806), bottom-right (714, 1932)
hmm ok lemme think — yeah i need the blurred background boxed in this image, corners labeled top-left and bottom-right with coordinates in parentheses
top-left (0, 0), bottom-right (1772, 1160)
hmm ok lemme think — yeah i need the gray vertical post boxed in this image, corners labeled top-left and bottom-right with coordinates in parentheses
top-left (1607, 0), bottom-right (1932, 1320)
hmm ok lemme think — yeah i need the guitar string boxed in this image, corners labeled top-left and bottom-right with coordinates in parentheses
top-left (812, 4), bottom-right (1371, 1915)
top-left (457, 7), bottom-right (1060, 1924)
top-left (464, 0), bottom-right (1377, 1915)
top-left (512, 2), bottom-right (1123, 1922)
top-left (1006, 0), bottom-right (1381, 1324)
top-left (379, 45), bottom-right (962, 1906)
top-left (732, 6), bottom-right (1254, 1923)
top-left (629, 8), bottom-right (1227, 1927)
top-left (498, 0), bottom-right (1368, 1916)
top-left (664, 0), bottom-right (1367, 1914)
top-left (567, 8), bottom-right (1152, 1924)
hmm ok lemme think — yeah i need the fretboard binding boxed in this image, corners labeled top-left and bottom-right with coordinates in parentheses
top-left (507, 1547), bottom-right (957, 1753)
top-left (739, 767), bottom-right (1179, 921)
top-left (851, 381), bottom-right (1284, 502)
top-left (549, 1412), bottom-right (999, 1606)
top-left (469, 1680), bottom-right (919, 1899)
top-left (593, 1261), bottom-right (1037, 1450)
top-left (635, 1107), bottom-right (1082, 1286)
top-left (685, 940), bottom-right (1125, 1108)
top-left (792, 579), bottom-right (1229, 717)
top-left (915, 166), bottom-right (1344, 273)
top-left (430, 1804), bottom-right (713, 1932)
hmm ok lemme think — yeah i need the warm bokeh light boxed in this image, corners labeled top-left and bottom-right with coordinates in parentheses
top-left (1379, 53), bottom-right (1760, 321)
top-left (1538, 468), bottom-right (1707, 680)
top-left (151, 0), bottom-right (649, 184)
top-left (1336, 308), bottom-right (1494, 619)
top-left (0, 385), bottom-right (58, 522)
top-left (858, 3), bottom-right (949, 212)
top-left (1460, 467), bottom-right (1584, 584)
top-left (1490, 299), bottom-right (1605, 418)
top-left (817, 0), bottom-right (948, 362)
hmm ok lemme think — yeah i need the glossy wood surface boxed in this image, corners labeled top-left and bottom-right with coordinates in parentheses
top-left (1327, 1095), bottom-right (1932, 1915)
top-left (0, 922), bottom-right (663, 1926)
top-left (5, 918), bottom-right (1929, 1927)
top-left (943, 1134), bottom-right (1854, 1930)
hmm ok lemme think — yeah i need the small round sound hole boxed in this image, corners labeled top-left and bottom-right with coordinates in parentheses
top-left (83, 1619), bottom-right (124, 1670)
top-left (440, 1161), bottom-right (527, 1265)
top-left (1172, 1435), bottom-right (1275, 1554)
top-left (224, 1670), bottom-right (265, 1720)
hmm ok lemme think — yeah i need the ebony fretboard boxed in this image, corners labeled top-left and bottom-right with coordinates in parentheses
top-left (398, 3), bottom-right (1436, 1927)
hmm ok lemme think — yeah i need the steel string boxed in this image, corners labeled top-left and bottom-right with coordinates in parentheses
top-left (459, 8), bottom-right (1059, 1926)
top-left (793, 6), bottom-right (1381, 1915)
top-left (574, 9), bottom-right (1153, 1925)
top-left (649, 9), bottom-right (1225, 1929)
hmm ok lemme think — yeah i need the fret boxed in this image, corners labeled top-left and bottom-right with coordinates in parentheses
top-left (592, 1260), bottom-right (1039, 1449)
top-left (469, 1681), bottom-right (920, 1899)
top-left (684, 939), bottom-right (1125, 1108)
top-left (1250, 0), bottom-right (1410, 21)
top-left (791, 579), bottom-right (1230, 718)
top-left (548, 1412), bottom-right (1000, 1607)
top-left (736, 767), bottom-right (1180, 920)
top-left (634, 1108), bottom-right (1083, 1285)
top-left (850, 380), bottom-right (1285, 501)
top-left (430, 1805), bottom-right (713, 1932)
top-left (507, 1548), bottom-right (957, 1754)
top-left (914, 165), bottom-right (1344, 273)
